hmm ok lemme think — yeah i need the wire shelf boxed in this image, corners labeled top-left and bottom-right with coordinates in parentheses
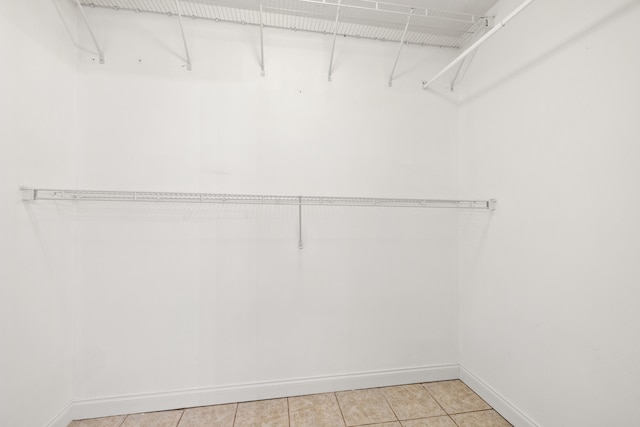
top-left (78, 0), bottom-right (487, 48)
top-left (21, 187), bottom-right (496, 210)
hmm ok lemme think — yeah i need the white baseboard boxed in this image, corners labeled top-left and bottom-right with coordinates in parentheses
top-left (460, 367), bottom-right (539, 427)
top-left (58, 364), bottom-right (458, 424)
top-left (45, 401), bottom-right (74, 427)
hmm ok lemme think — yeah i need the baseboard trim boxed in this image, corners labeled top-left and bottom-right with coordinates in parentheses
top-left (65, 364), bottom-right (458, 422)
top-left (45, 401), bottom-right (74, 427)
top-left (460, 367), bottom-right (539, 427)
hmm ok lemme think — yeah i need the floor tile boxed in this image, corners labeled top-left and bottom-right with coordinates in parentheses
top-left (422, 381), bottom-right (490, 414)
top-left (336, 388), bottom-right (397, 426)
top-left (401, 416), bottom-right (457, 427)
top-left (451, 410), bottom-right (512, 427)
top-left (67, 416), bottom-right (126, 427)
top-left (121, 410), bottom-right (183, 427)
top-left (288, 393), bottom-right (345, 427)
top-left (366, 423), bottom-right (401, 427)
top-left (381, 384), bottom-right (446, 420)
top-left (177, 404), bottom-right (237, 426)
top-left (234, 398), bottom-right (289, 427)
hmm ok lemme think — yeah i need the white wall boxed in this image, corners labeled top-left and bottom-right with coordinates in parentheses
top-left (457, 0), bottom-right (640, 426)
top-left (70, 7), bottom-right (462, 407)
top-left (0, 1), bottom-right (78, 427)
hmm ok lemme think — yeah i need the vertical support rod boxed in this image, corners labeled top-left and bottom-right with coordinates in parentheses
top-left (175, 0), bottom-right (192, 71)
top-left (328, 1), bottom-right (341, 82)
top-left (75, 0), bottom-right (104, 64)
top-left (449, 57), bottom-right (467, 92)
top-left (259, 1), bottom-right (265, 76)
top-left (298, 196), bottom-right (304, 249)
top-left (388, 8), bottom-right (413, 87)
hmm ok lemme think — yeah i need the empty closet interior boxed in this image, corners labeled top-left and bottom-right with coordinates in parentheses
top-left (2, 0), bottom-right (640, 426)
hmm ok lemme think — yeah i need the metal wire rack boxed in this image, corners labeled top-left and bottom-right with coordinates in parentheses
top-left (78, 0), bottom-right (487, 49)
top-left (21, 187), bottom-right (495, 210)
top-left (21, 187), bottom-right (495, 248)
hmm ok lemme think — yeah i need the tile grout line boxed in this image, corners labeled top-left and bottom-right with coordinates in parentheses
top-left (449, 408), bottom-right (497, 416)
top-left (448, 414), bottom-right (462, 427)
top-left (174, 410), bottom-right (185, 427)
top-left (377, 386), bottom-right (401, 424)
top-left (450, 409), bottom-right (513, 426)
top-left (333, 392), bottom-right (348, 427)
top-left (420, 382), bottom-right (449, 416)
top-left (231, 402), bottom-right (239, 427)
top-left (118, 414), bottom-right (128, 427)
top-left (286, 397), bottom-right (291, 427)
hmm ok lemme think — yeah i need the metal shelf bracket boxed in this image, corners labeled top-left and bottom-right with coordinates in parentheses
top-left (328, 1), bottom-right (341, 82)
top-left (388, 8), bottom-right (413, 87)
top-left (76, 0), bottom-right (104, 64)
top-left (175, 0), bottom-right (192, 71)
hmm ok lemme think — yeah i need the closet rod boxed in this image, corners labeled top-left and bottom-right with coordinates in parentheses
top-left (20, 187), bottom-right (496, 210)
top-left (422, 0), bottom-right (536, 90)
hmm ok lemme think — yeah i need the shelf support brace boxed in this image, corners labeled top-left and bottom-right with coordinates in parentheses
top-left (388, 8), bottom-right (413, 87)
top-left (450, 18), bottom-right (490, 92)
top-left (328, 1), bottom-right (341, 82)
top-left (175, 0), bottom-right (192, 71)
top-left (422, 0), bottom-right (537, 90)
top-left (75, 0), bottom-right (104, 64)
top-left (449, 57), bottom-right (467, 92)
top-left (298, 196), bottom-right (304, 249)
top-left (259, 1), bottom-right (265, 76)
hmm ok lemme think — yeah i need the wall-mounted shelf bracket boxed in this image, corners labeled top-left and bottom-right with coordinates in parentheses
top-left (76, 0), bottom-right (104, 63)
top-left (175, 0), bottom-right (192, 70)
top-left (449, 17), bottom-right (492, 92)
top-left (449, 57), bottom-right (467, 92)
top-left (328, 1), bottom-right (341, 82)
top-left (388, 8), bottom-right (413, 87)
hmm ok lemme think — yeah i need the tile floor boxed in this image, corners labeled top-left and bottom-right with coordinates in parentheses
top-left (68, 380), bottom-right (512, 427)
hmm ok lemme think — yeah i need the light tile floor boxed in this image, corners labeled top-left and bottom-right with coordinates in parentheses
top-left (68, 380), bottom-right (512, 427)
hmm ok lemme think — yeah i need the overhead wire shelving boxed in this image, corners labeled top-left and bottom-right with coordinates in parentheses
top-left (66, 0), bottom-right (496, 85)
top-left (77, 0), bottom-right (488, 49)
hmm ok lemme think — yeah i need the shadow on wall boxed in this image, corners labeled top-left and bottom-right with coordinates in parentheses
top-left (459, 0), bottom-right (640, 105)
top-left (23, 200), bottom-right (440, 221)
top-left (458, 209), bottom-right (494, 281)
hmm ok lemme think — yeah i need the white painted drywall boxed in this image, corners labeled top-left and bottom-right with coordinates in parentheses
top-left (458, 0), bottom-right (640, 426)
top-left (0, 1), bottom-right (78, 427)
top-left (70, 8), bottom-right (462, 403)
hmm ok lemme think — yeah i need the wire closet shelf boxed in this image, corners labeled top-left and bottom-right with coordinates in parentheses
top-left (78, 0), bottom-right (488, 49)
top-left (20, 188), bottom-right (496, 210)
